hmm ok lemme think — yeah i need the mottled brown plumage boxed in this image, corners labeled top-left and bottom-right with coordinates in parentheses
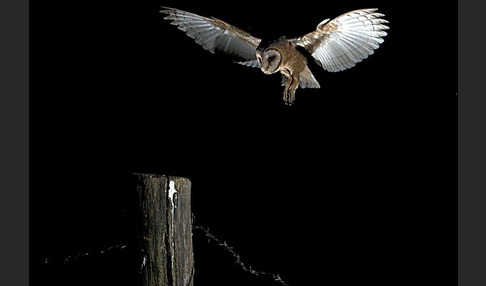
top-left (160, 7), bottom-right (389, 105)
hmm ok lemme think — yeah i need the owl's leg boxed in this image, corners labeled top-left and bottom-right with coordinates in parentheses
top-left (282, 73), bottom-right (299, 106)
top-left (281, 75), bottom-right (290, 103)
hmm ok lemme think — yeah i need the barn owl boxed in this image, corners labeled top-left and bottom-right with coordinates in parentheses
top-left (160, 7), bottom-right (389, 105)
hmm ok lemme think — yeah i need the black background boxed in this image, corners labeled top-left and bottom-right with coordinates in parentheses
top-left (31, 1), bottom-right (457, 285)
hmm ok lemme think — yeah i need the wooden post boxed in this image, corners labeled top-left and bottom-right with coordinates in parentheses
top-left (134, 173), bottom-right (194, 286)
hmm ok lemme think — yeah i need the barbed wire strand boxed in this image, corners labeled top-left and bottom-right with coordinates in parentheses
top-left (41, 220), bottom-right (289, 285)
top-left (193, 224), bottom-right (289, 286)
top-left (42, 241), bottom-right (128, 265)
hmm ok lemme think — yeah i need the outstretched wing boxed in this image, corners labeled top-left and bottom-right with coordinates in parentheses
top-left (291, 8), bottom-right (389, 72)
top-left (160, 7), bottom-right (261, 66)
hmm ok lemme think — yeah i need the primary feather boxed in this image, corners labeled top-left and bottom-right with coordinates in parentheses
top-left (292, 8), bottom-right (389, 72)
top-left (160, 7), bottom-right (261, 63)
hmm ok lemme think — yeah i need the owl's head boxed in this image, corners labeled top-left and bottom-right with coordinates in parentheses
top-left (256, 48), bottom-right (282, 75)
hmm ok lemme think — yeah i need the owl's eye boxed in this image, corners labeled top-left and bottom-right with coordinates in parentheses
top-left (268, 55), bottom-right (275, 62)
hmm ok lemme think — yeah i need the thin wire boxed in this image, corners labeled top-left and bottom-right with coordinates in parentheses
top-left (194, 224), bottom-right (290, 286)
top-left (42, 241), bottom-right (128, 265)
top-left (40, 216), bottom-right (290, 285)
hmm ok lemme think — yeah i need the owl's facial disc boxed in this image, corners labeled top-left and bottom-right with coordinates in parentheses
top-left (261, 49), bottom-right (281, 74)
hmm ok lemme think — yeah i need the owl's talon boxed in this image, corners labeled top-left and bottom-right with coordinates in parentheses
top-left (283, 91), bottom-right (295, 106)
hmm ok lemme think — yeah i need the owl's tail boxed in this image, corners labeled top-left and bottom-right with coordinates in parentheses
top-left (299, 65), bottom-right (320, 89)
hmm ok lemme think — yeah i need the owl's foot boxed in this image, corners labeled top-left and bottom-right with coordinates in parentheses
top-left (283, 90), bottom-right (296, 106)
top-left (282, 73), bottom-right (298, 106)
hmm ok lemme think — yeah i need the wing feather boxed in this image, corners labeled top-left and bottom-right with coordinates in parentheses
top-left (291, 9), bottom-right (389, 72)
top-left (160, 7), bottom-right (261, 64)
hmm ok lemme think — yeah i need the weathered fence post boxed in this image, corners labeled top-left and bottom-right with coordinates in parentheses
top-left (134, 173), bottom-right (194, 286)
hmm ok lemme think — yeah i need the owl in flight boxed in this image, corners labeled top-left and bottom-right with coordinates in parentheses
top-left (161, 7), bottom-right (389, 105)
